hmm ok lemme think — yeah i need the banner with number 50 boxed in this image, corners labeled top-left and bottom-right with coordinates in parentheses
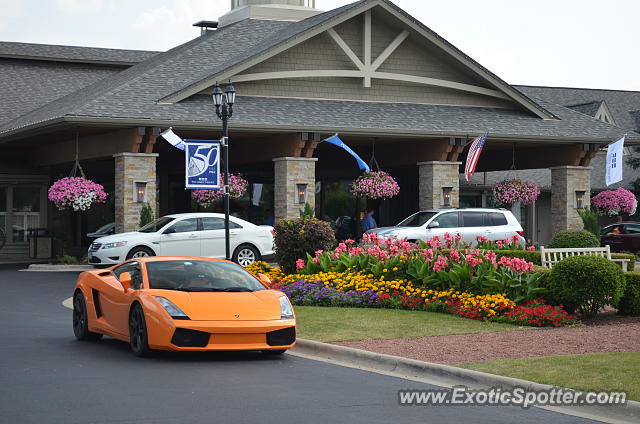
top-left (185, 141), bottom-right (221, 190)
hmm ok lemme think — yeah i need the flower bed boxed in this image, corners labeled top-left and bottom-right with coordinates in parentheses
top-left (247, 234), bottom-right (577, 327)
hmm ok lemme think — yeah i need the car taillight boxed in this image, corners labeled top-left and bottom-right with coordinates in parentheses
top-left (517, 231), bottom-right (525, 237)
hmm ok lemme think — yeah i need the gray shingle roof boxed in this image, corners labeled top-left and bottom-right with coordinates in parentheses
top-left (0, 58), bottom-right (123, 125)
top-left (0, 41), bottom-right (158, 65)
top-left (516, 85), bottom-right (640, 132)
top-left (566, 101), bottom-right (602, 117)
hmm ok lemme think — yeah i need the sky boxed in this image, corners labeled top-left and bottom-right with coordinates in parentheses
top-left (0, 0), bottom-right (638, 91)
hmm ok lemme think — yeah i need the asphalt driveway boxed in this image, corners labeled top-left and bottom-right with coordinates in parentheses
top-left (0, 265), bottom-right (604, 424)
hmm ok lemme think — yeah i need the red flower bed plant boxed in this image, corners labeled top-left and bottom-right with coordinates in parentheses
top-left (499, 299), bottom-right (579, 327)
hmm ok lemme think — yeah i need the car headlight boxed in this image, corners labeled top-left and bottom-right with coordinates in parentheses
top-left (153, 296), bottom-right (190, 320)
top-left (279, 296), bottom-right (294, 319)
top-left (102, 241), bottom-right (127, 249)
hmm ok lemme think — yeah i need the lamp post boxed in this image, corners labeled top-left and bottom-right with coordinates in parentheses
top-left (212, 81), bottom-right (236, 260)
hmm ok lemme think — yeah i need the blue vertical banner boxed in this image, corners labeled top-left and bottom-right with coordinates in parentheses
top-left (185, 141), bottom-right (221, 189)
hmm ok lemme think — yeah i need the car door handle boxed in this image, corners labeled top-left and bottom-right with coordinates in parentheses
top-left (188, 234), bottom-right (199, 239)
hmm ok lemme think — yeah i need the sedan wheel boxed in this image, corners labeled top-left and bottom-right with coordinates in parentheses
top-left (129, 305), bottom-right (151, 357)
top-left (73, 293), bottom-right (102, 341)
top-left (233, 245), bottom-right (259, 267)
top-left (126, 246), bottom-right (154, 260)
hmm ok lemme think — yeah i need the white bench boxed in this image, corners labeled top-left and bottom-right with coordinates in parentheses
top-left (540, 245), bottom-right (630, 272)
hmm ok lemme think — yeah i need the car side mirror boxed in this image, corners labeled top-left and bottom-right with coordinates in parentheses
top-left (120, 272), bottom-right (132, 291)
top-left (257, 273), bottom-right (272, 287)
top-left (163, 227), bottom-right (176, 234)
top-left (427, 221), bottom-right (440, 229)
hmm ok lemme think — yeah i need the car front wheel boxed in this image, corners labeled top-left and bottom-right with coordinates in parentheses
top-left (126, 246), bottom-right (154, 260)
top-left (233, 244), bottom-right (260, 267)
top-left (129, 304), bottom-right (151, 357)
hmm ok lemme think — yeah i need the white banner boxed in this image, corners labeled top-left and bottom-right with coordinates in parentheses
top-left (605, 136), bottom-right (625, 186)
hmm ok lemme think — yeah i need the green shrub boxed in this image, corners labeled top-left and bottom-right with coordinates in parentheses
top-left (548, 230), bottom-right (600, 248)
top-left (139, 203), bottom-right (154, 228)
top-left (299, 203), bottom-right (315, 218)
top-left (57, 252), bottom-right (77, 265)
top-left (549, 255), bottom-right (625, 317)
top-left (274, 218), bottom-right (335, 274)
top-left (577, 208), bottom-right (600, 237)
top-left (618, 272), bottom-right (640, 315)
top-left (611, 253), bottom-right (636, 272)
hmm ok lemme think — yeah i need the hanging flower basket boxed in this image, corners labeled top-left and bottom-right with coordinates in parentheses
top-left (191, 173), bottom-right (249, 208)
top-left (48, 177), bottom-right (108, 211)
top-left (591, 188), bottom-right (637, 216)
top-left (350, 171), bottom-right (400, 199)
top-left (492, 178), bottom-right (540, 206)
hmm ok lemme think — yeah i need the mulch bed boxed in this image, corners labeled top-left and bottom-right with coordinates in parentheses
top-left (333, 312), bottom-right (640, 365)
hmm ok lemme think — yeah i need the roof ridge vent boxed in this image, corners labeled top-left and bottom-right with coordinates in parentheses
top-left (219, 0), bottom-right (322, 27)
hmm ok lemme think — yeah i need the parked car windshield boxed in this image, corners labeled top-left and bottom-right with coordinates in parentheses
top-left (397, 212), bottom-right (437, 227)
top-left (93, 222), bottom-right (114, 233)
top-left (145, 260), bottom-right (266, 292)
top-left (139, 217), bottom-right (175, 233)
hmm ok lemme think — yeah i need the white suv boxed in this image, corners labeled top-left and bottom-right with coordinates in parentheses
top-left (368, 208), bottom-right (525, 245)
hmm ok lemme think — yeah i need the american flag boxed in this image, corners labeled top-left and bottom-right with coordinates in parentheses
top-left (464, 131), bottom-right (489, 182)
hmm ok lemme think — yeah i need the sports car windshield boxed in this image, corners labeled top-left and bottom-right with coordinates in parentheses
top-left (145, 260), bottom-right (266, 292)
top-left (139, 217), bottom-right (175, 233)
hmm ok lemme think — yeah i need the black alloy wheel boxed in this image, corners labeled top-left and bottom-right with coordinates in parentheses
top-left (73, 292), bottom-right (103, 341)
top-left (129, 304), bottom-right (151, 357)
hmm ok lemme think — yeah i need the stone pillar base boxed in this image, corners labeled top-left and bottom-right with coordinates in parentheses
top-left (550, 166), bottom-right (591, 235)
top-left (417, 161), bottom-right (462, 210)
top-left (114, 153), bottom-right (159, 233)
top-left (273, 157), bottom-right (317, 220)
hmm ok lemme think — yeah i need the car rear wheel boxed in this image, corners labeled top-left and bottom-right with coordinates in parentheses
top-left (262, 349), bottom-right (286, 355)
top-left (129, 304), bottom-right (151, 357)
top-left (73, 292), bottom-right (103, 341)
top-left (233, 244), bottom-right (260, 267)
top-left (126, 246), bottom-right (154, 260)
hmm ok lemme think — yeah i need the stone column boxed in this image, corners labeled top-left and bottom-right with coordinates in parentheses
top-left (417, 161), bottom-right (462, 210)
top-left (113, 153), bottom-right (159, 233)
top-left (550, 166), bottom-right (591, 235)
top-left (273, 157), bottom-right (317, 220)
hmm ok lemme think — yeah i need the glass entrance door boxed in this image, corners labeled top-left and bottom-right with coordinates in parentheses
top-left (11, 187), bottom-right (41, 243)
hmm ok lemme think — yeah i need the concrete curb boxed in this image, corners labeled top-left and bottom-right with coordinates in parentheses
top-left (23, 264), bottom-right (92, 272)
top-left (291, 339), bottom-right (640, 424)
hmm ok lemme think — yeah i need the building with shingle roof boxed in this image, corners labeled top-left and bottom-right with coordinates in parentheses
top-left (0, 0), bottom-right (638, 258)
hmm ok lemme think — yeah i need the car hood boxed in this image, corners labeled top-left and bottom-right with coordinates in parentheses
top-left (93, 231), bottom-right (155, 244)
top-left (369, 226), bottom-right (413, 235)
top-left (148, 289), bottom-right (283, 321)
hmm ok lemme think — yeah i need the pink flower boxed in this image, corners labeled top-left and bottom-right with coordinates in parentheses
top-left (295, 259), bottom-right (305, 270)
top-left (449, 250), bottom-right (461, 262)
top-left (433, 256), bottom-right (448, 271)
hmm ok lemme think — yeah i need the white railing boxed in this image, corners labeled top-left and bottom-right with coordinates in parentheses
top-left (540, 245), bottom-right (630, 272)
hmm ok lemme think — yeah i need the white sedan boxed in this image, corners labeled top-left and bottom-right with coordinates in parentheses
top-left (88, 213), bottom-right (274, 267)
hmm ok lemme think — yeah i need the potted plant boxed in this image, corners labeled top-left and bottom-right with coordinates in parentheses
top-left (48, 177), bottom-right (108, 211)
top-left (350, 171), bottom-right (400, 200)
top-left (191, 173), bottom-right (249, 208)
top-left (492, 178), bottom-right (540, 206)
top-left (591, 187), bottom-right (637, 216)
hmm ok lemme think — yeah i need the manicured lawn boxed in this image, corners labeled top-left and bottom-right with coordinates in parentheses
top-left (294, 306), bottom-right (526, 342)
top-left (459, 352), bottom-right (640, 401)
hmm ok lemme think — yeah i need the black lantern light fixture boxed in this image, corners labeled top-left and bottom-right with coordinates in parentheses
top-left (442, 187), bottom-right (453, 207)
top-left (212, 80), bottom-right (236, 260)
top-left (575, 190), bottom-right (586, 209)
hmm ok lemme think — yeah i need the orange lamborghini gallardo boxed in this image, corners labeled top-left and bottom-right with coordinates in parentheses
top-left (72, 257), bottom-right (296, 356)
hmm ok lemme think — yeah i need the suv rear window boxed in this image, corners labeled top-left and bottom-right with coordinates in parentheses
top-left (488, 212), bottom-right (508, 226)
